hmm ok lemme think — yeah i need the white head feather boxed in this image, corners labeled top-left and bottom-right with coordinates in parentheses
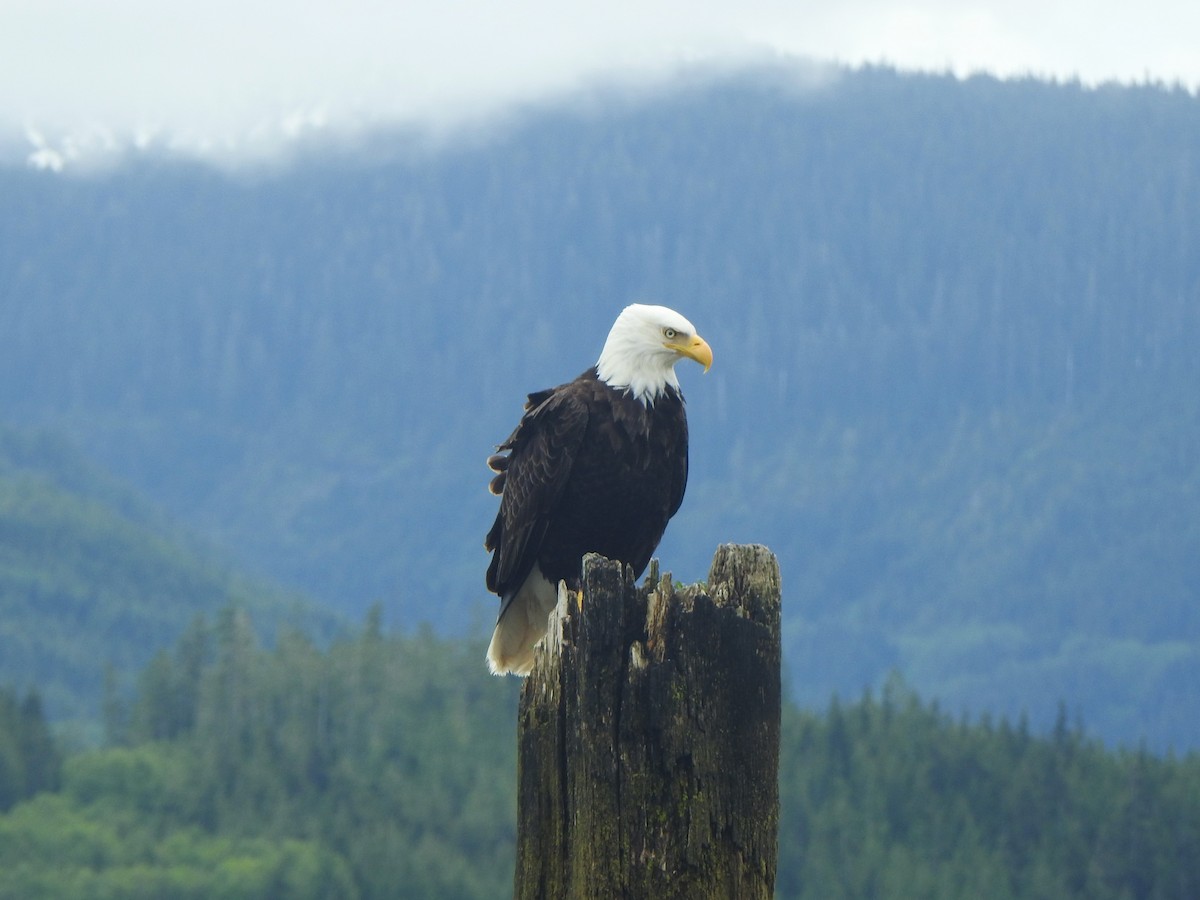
top-left (595, 304), bottom-right (712, 405)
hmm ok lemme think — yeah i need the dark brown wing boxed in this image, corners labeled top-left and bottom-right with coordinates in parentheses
top-left (664, 395), bottom-right (689, 521)
top-left (485, 383), bottom-right (589, 598)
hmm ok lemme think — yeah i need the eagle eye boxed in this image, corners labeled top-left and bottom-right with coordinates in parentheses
top-left (663, 327), bottom-right (678, 340)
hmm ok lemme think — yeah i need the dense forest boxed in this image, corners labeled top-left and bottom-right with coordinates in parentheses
top-left (1, 618), bottom-right (1198, 899)
top-left (1, 63), bottom-right (1198, 751)
top-left (0, 425), bottom-right (336, 730)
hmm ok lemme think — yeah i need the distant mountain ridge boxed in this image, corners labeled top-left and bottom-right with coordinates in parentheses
top-left (0, 424), bottom-right (336, 728)
top-left (1, 64), bottom-right (1197, 747)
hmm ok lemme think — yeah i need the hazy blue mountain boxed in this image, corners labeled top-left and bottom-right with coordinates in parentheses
top-left (1, 64), bottom-right (1197, 748)
top-left (0, 424), bottom-right (337, 729)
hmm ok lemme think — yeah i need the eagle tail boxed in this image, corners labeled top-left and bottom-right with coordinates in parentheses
top-left (486, 567), bottom-right (558, 676)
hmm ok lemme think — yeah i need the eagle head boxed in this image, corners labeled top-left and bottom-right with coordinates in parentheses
top-left (595, 304), bottom-right (712, 404)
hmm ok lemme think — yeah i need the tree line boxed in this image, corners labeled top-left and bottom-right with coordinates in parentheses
top-left (2, 612), bottom-right (1198, 899)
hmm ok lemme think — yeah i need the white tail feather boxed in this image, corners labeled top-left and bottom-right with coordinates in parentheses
top-left (486, 567), bottom-right (558, 676)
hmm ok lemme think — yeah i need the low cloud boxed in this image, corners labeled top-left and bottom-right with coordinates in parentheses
top-left (3, 0), bottom-right (1196, 168)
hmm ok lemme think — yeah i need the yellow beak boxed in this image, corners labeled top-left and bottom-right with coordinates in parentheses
top-left (666, 334), bottom-right (713, 372)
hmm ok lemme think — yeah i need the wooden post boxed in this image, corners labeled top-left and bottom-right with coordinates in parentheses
top-left (515, 544), bottom-right (781, 899)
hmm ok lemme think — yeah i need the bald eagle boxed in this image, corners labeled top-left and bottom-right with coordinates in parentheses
top-left (484, 304), bottom-right (712, 675)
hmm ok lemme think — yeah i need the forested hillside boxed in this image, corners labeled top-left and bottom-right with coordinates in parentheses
top-left (1, 63), bottom-right (1198, 747)
top-left (1, 624), bottom-right (1197, 899)
top-left (0, 424), bottom-right (335, 728)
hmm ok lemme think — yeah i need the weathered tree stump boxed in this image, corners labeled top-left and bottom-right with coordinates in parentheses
top-left (515, 543), bottom-right (781, 899)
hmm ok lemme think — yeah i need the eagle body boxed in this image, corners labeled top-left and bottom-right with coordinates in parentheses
top-left (485, 304), bottom-right (711, 675)
top-left (485, 368), bottom-right (688, 615)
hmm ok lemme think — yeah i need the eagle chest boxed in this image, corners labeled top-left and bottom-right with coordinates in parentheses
top-left (549, 396), bottom-right (683, 571)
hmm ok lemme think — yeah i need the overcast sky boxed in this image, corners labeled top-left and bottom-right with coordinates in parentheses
top-left (4, 0), bottom-right (1198, 166)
